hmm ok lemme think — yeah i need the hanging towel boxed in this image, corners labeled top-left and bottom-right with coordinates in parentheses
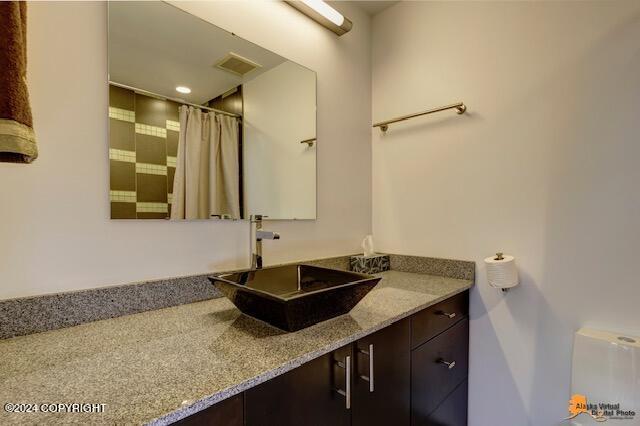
top-left (0, 2), bottom-right (37, 163)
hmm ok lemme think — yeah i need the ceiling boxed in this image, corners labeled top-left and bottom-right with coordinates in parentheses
top-left (108, 2), bottom-right (287, 104)
top-left (348, 1), bottom-right (399, 16)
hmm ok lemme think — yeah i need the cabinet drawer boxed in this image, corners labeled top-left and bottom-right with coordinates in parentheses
top-left (425, 380), bottom-right (468, 426)
top-left (411, 319), bottom-right (468, 424)
top-left (411, 291), bottom-right (468, 349)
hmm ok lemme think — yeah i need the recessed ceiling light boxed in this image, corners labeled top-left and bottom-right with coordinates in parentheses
top-left (176, 86), bottom-right (191, 94)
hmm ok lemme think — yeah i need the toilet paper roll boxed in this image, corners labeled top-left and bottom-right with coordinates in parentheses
top-left (484, 254), bottom-right (519, 289)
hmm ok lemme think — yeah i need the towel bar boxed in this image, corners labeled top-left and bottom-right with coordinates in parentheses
top-left (373, 102), bottom-right (466, 132)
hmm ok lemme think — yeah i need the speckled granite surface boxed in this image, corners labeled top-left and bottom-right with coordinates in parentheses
top-left (0, 276), bottom-right (217, 340)
top-left (389, 254), bottom-right (475, 281)
top-left (0, 270), bottom-right (472, 426)
top-left (0, 256), bottom-right (352, 339)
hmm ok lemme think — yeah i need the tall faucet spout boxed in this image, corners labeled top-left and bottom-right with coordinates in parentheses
top-left (250, 215), bottom-right (280, 269)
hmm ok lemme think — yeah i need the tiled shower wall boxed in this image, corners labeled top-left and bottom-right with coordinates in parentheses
top-left (108, 85), bottom-right (180, 219)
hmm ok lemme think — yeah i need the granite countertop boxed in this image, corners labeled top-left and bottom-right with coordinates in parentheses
top-left (0, 270), bottom-right (472, 425)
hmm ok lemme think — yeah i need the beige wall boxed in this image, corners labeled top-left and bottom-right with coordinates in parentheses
top-left (372, 1), bottom-right (640, 424)
top-left (0, 1), bottom-right (371, 300)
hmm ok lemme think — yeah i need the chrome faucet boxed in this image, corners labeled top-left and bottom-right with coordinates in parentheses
top-left (250, 215), bottom-right (280, 269)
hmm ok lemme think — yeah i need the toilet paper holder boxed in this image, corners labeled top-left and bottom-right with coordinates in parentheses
top-left (485, 252), bottom-right (519, 293)
top-left (495, 253), bottom-right (509, 293)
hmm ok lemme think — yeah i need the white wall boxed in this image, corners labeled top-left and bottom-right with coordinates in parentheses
top-left (372, 1), bottom-right (640, 424)
top-left (0, 1), bottom-right (371, 300)
top-left (243, 61), bottom-right (317, 219)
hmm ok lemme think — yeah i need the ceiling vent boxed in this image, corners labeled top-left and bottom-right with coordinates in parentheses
top-left (215, 53), bottom-right (261, 76)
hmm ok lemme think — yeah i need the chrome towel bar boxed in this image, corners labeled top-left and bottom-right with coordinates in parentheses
top-left (373, 102), bottom-right (466, 132)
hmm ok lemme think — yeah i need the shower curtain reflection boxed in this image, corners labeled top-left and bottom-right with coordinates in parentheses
top-left (171, 106), bottom-right (240, 220)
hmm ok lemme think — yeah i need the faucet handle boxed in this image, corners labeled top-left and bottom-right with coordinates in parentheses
top-left (250, 214), bottom-right (269, 222)
top-left (256, 230), bottom-right (280, 240)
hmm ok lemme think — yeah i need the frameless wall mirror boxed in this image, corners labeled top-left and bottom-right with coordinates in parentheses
top-left (108, 2), bottom-right (317, 220)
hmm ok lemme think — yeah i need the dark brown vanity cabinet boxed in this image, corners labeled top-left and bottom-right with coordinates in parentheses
top-left (352, 319), bottom-right (411, 426)
top-left (245, 318), bottom-right (411, 426)
top-left (245, 344), bottom-right (352, 426)
top-left (422, 379), bottom-right (468, 426)
top-left (411, 291), bottom-right (469, 426)
top-left (173, 393), bottom-right (243, 426)
top-left (411, 291), bottom-right (469, 349)
top-left (172, 291), bottom-right (469, 426)
top-left (411, 319), bottom-right (469, 425)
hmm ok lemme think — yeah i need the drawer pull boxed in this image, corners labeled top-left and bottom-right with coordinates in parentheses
top-left (358, 344), bottom-right (375, 392)
top-left (437, 311), bottom-right (457, 319)
top-left (438, 359), bottom-right (456, 369)
top-left (335, 355), bottom-right (351, 410)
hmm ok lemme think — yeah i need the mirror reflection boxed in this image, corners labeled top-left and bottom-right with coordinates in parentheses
top-left (108, 2), bottom-right (317, 220)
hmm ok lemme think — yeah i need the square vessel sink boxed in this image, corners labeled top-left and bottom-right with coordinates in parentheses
top-left (208, 264), bottom-right (381, 331)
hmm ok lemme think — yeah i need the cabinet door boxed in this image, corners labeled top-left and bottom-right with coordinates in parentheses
top-left (353, 319), bottom-right (411, 426)
top-left (245, 345), bottom-right (352, 426)
top-left (172, 393), bottom-right (243, 426)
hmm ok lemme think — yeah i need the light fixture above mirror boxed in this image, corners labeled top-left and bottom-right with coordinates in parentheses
top-left (285, 0), bottom-right (353, 36)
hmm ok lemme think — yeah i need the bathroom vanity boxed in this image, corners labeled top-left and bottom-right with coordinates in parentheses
top-left (173, 291), bottom-right (469, 426)
top-left (0, 255), bottom-right (473, 426)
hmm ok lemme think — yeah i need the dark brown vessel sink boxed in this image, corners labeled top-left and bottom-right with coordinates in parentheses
top-left (208, 264), bottom-right (381, 332)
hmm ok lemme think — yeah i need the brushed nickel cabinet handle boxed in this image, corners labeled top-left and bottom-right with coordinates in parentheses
top-left (438, 359), bottom-right (456, 369)
top-left (358, 344), bottom-right (374, 392)
top-left (335, 355), bottom-right (351, 410)
top-left (437, 311), bottom-right (457, 319)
